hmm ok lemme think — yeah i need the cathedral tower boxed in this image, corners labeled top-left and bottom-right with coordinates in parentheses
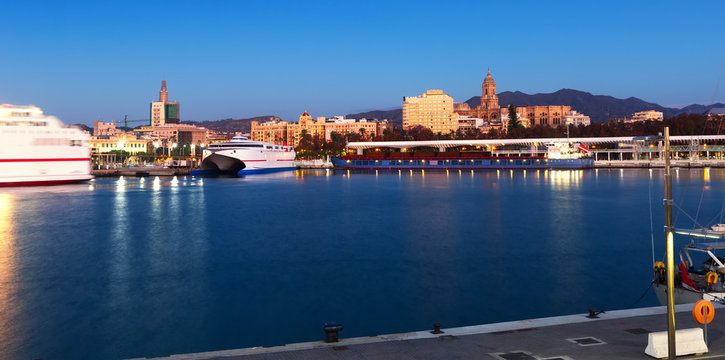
top-left (159, 80), bottom-right (168, 102)
top-left (481, 70), bottom-right (498, 110)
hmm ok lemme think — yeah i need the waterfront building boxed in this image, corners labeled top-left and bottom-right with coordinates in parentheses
top-left (564, 110), bottom-right (591, 126)
top-left (93, 120), bottom-right (125, 136)
top-left (251, 112), bottom-right (385, 147)
top-left (402, 90), bottom-right (459, 134)
top-left (454, 70), bottom-right (572, 129)
top-left (457, 115), bottom-right (484, 131)
top-left (135, 123), bottom-right (208, 146)
top-left (90, 135), bottom-right (149, 154)
top-left (322, 116), bottom-right (378, 141)
top-left (150, 80), bottom-right (180, 126)
top-left (632, 110), bottom-right (664, 122)
top-left (251, 119), bottom-right (290, 144)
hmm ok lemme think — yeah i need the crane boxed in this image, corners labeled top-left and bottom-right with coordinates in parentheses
top-left (112, 115), bottom-right (151, 131)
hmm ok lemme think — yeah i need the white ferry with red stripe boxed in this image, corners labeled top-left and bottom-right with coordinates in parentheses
top-left (192, 136), bottom-right (295, 176)
top-left (0, 105), bottom-right (92, 187)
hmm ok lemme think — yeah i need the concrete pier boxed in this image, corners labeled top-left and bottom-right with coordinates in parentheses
top-left (129, 303), bottom-right (725, 360)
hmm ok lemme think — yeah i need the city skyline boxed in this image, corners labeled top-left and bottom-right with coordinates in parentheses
top-left (1, 0), bottom-right (724, 125)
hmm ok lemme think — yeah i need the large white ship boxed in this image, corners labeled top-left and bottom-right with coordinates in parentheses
top-left (192, 136), bottom-right (296, 176)
top-left (0, 104), bottom-right (92, 186)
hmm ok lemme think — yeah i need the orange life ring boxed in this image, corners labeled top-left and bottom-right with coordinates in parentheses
top-left (707, 271), bottom-right (719, 284)
top-left (693, 300), bottom-right (715, 325)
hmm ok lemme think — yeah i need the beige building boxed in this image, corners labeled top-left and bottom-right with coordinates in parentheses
top-left (251, 112), bottom-right (385, 147)
top-left (632, 110), bottom-right (664, 122)
top-left (564, 110), bottom-right (591, 126)
top-left (93, 120), bottom-right (124, 136)
top-left (403, 90), bottom-right (458, 134)
top-left (91, 135), bottom-right (149, 154)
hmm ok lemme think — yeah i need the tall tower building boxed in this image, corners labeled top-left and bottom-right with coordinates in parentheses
top-left (159, 80), bottom-right (168, 102)
top-left (481, 70), bottom-right (498, 110)
top-left (150, 80), bottom-right (180, 126)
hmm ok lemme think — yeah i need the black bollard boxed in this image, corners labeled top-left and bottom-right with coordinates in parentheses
top-left (587, 309), bottom-right (599, 318)
top-left (324, 322), bottom-right (344, 343)
top-left (431, 323), bottom-right (443, 334)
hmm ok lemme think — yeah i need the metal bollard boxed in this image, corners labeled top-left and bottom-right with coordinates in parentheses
top-left (587, 309), bottom-right (599, 318)
top-left (323, 322), bottom-right (344, 343)
top-left (431, 323), bottom-right (443, 334)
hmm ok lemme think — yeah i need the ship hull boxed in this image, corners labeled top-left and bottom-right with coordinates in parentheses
top-left (193, 146), bottom-right (296, 176)
top-left (652, 282), bottom-right (725, 305)
top-left (1, 105), bottom-right (93, 187)
top-left (0, 175), bottom-right (94, 187)
top-left (332, 157), bottom-right (594, 170)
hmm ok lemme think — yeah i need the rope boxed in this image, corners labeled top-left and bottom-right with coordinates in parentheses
top-left (673, 201), bottom-right (705, 229)
top-left (627, 281), bottom-right (654, 309)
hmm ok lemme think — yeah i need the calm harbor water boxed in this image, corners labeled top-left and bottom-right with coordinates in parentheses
top-left (0, 168), bottom-right (722, 359)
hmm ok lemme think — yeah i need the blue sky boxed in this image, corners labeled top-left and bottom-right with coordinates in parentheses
top-left (1, 0), bottom-right (723, 125)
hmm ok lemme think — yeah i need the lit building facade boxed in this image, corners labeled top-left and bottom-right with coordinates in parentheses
top-left (251, 112), bottom-right (385, 146)
top-left (454, 70), bottom-right (574, 129)
top-left (632, 110), bottom-right (664, 122)
top-left (402, 90), bottom-right (458, 134)
top-left (90, 135), bottom-right (149, 154)
top-left (150, 80), bottom-right (180, 126)
top-left (564, 110), bottom-right (591, 126)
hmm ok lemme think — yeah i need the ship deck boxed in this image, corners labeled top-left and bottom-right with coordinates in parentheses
top-left (129, 303), bottom-right (725, 360)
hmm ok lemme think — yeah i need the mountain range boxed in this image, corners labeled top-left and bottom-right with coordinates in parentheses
top-left (346, 89), bottom-right (724, 125)
top-left (183, 116), bottom-right (281, 133)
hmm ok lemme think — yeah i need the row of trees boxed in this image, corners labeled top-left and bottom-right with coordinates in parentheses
top-left (294, 113), bottom-right (725, 157)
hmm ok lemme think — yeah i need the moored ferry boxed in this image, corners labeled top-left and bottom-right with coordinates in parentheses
top-left (192, 136), bottom-right (295, 176)
top-left (332, 142), bottom-right (594, 170)
top-left (0, 104), bottom-right (92, 186)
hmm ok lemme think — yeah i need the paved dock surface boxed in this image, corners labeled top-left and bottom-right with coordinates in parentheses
top-left (131, 303), bottom-right (725, 360)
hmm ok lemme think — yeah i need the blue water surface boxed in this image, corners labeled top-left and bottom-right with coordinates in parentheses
top-left (0, 168), bottom-right (721, 359)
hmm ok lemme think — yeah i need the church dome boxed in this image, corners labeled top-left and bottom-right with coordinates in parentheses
top-left (482, 69), bottom-right (495, 86)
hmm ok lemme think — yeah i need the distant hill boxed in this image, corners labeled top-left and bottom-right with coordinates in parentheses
top-left (679, 102), bottom-right (725, 115)
top-left (183, 116), bottom-right (281, 133)
top-left (345, 109), bottom-right (402, 126)
top-left (464, 89), bottom-right (724, 123)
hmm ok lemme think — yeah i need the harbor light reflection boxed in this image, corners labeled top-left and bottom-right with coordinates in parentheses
top-left (0, 193), bottom-right (19, 349)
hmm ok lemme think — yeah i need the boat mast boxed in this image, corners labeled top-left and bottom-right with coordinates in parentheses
top-left (664, 126), bottom-right (676, 359)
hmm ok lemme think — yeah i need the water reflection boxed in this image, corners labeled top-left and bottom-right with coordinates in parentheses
top-left (548, 170), bottom-right (583, 189)
top-left (0, 193), bottom-right (17, 353)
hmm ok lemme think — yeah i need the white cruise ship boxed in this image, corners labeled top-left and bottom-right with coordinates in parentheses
top-left (192, 136), bottom-right (296, 176)
top-left (0, 104), bottom-right (93, 186)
